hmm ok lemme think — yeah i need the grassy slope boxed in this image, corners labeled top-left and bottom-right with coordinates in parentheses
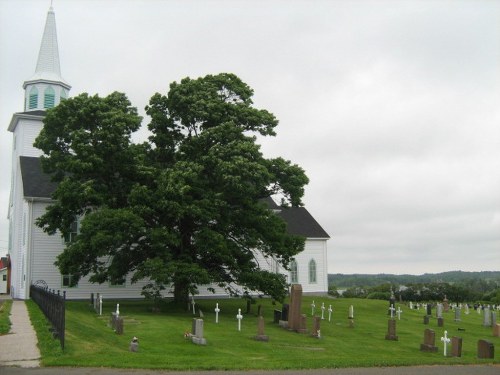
top-left (0, 299), bottom-right (13, 334)
top-left (29, 297), bottom-right (499, 370)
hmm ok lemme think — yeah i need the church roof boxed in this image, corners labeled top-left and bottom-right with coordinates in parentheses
top-left (19, 157), bottom-right (329, 238)
top-left (23, 6), bottom-right (70, 89)
top-left (262, 197), bottom-right (330, 238)
top-left (19, 156), bottom-right (58, 199)
top-left (277, 206), bottom-right (330, 239)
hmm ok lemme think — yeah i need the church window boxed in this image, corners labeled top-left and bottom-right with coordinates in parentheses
top-left (29, 87), bottom-right (38, 109)
top-left (64, 217), bottom-right (80, 243)
top-left (62, 274), bottom-right (78, 288)
top-left (290, 260), bottom-right (298, 284)
top-left (308, 259), bottom-right (317, 284)
top-left (44, 86), bottom-right (55, 108)
top-left (60, 88), bottom-right (68, 100)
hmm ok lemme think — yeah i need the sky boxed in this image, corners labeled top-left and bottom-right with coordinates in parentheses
top-left (1, 0), bottom-right (499, 275)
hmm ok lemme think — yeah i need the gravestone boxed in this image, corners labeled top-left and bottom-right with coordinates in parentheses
top-left (477, 340), bottom-right (494, 359)
top-left (192, 318), bottom-right (197, 336)
top-left (437, 317), bottom-right (444, 327)
top-left (288, 284), bottom-right (303, 332)
top-left (257, 304), bottom-right (262, 317)
top-left (129, 337), bottom-right (139, 352)
top-left (385, 319), bottom-right (398, 341)
top-left (115, 316), bottom-right (124, 335)
top-left (493, 323), bottom-right (500, 337)
top-left (426, 304), bottom-right (432, 316)
top-left (483, 307), bottom-right (492, 327)
top-left (254, 316), bottom-right (269, 342)
top-left (454, 307), bottom-right (461, 322)
top-left (491, 311), bottom-right (497, 327)
top-left (282, 304), bottom-right (289, 321)
top-left (423, 315), bottom-right (429, 325)
top-left (298, 314), bottom-right (308, 334)
top-left (451, 336), bottom-right (462, 357)
top-left (420, 328), bottom-right (438, 352)
top-left (192, 319), bottom-right (207, 345)
top-left (443, 296), bottom-right (449, 312)
top-left (436, 303), bottom-right (443, 319)
top-left (311, 316), bottom-right (321, 338)
top-left (273, 309), bottom-right (281, 324)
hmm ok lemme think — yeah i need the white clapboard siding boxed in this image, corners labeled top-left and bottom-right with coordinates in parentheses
top-left (15, 119), bottom-right (44, 158)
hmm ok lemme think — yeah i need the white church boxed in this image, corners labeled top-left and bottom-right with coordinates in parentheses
top-left (7, 6), bottom-right (330, 300)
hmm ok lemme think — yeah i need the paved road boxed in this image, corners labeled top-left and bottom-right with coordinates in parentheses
top-left (1, 366), bottom-right (499, 375)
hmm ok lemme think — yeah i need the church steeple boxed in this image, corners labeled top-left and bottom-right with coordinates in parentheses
top-left (22, 5), bottom-right (70, 112)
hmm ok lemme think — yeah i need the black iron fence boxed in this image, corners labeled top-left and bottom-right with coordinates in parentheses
top-left (30, 284), bottom-right (66, 350)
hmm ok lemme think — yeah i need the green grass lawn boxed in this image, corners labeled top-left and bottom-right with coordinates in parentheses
top-left (0, 299), bottom-right (13, 334)
top-left (28, 296), bottom-right (499, 370)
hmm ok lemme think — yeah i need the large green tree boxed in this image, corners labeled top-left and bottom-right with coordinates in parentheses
top-left (35, 73), bottom-right (308, 303)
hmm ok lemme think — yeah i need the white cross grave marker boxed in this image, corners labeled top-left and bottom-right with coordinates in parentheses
top-left (214, 303), bottom-right (220, 324)
top-left (349, 305), bottom-right (354, 319)
top-left (116, 303), bottom-right (120, 316)
top-left (396, 307), bottom-right (402, 320)
top-left (311, 300), bottom-right (316, 316)
top-left (321, 302), bottom-right (325, 320)
top-left (99, 295), bottom-right (103, 316)
top-left (389, 306), bottom-right (396, 319)
top-left (328, 305), bottom-right (333, 322)
top-left (191, 296), bottom-right (196, 315)
top-left (440, 330), bottom-right (450, 356)
top-left (236, 308), bottom-right (243, 331)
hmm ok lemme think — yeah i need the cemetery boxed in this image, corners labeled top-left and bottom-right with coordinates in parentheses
top-left (24, 288), bottom-right (498, 370)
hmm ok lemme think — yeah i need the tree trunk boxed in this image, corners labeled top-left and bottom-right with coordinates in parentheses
top-left (173, 279), bottom-right (189, 305)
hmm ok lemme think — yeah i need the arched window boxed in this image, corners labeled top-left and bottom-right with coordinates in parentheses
top-left (290, 260), bottom-right (298, 284)
top-left (60, 88), bottom-right (68, 100)
top-left (309, 259), bottom-right (317, 284)
top-left (29, 86), bottom-right (38, 109)
top-left (44, 86), bottom-right (55, 108)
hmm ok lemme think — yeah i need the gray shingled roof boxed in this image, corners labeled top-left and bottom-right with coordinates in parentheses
top-left (277, 206), bottom-right (330, 238)
top-left (262, 197), bottom-right (330, 238)
top-left (19, 156), bottom-right (58, 198)
top-left (19, 157), bottom-right (329, 238)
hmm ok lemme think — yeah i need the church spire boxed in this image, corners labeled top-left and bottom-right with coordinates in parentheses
top-left (23, 5), bottom-right (70, 111)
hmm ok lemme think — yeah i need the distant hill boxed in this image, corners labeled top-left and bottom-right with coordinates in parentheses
top-left (328, 271), bottom-right (500, 287)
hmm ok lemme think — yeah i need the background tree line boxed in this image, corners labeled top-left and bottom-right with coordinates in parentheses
top-left (328, 271), bottom-right (500, 304)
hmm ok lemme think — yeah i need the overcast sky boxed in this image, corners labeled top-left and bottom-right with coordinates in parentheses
top-left (1, 0), bottom-right (499, 275)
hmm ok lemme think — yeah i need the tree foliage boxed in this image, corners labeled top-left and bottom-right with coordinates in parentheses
top-left (34, 73), bottom-right (308, 303)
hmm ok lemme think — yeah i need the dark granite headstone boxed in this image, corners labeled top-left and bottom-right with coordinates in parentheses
top-left (451, 336), bottom-right (462, 357)
top-left (282, 304), bottom-right (289, 321)
top-left (420, 328), bottom-right (438, 352)
top-left (437, 317), bottom-right (444, 327)
top-left (493, 323), bottom-right (500, 337)
top-left (273, 309), bottom-right (282, 324)
top-left (477, 339), bottom-right (494, 359)
top-left (423, 315), bottom-right (429, 325)
top-left (426, 304), bottom-right (432, 316)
